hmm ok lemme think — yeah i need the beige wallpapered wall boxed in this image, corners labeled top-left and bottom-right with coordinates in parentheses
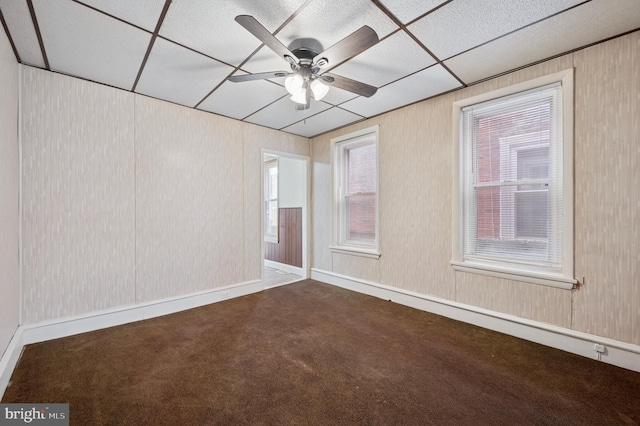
top-left (21, 68), bottom-right (136, 324)
top-left (134, 96), bottom-right (245, 303)
top-left (571, 33), bottom-right (640, 344)
top-left (19, 66), bottom-right (309, 324)
top-left (0, 21), bottom-right (20, 357)
top-left (312, 31), bottom-right (640, 346)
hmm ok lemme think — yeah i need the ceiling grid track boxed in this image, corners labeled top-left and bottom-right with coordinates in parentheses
top-left (130, 0), bottom-right (172, 93)
top-left (371, 0), bottom-right (466, 87)
top-left (0, 7), bottom-right (19, 62)
top-left (26, 0), bottom-right (49, 70)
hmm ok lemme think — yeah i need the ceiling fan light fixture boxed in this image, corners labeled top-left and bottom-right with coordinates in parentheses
top-left (290, 89), bottom-right (308, 105)
top-left (310, 79), bottom-right (329, 101)
top-left (284, 74), bottom-right (304, 95)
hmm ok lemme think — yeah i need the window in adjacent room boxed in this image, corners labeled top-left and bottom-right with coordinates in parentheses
top-left (331, 126), bottom-right (380, 258)
top-left (264, 158), bottom-right (278, 243)
top-left (452, 70), bottom-right (575, 288)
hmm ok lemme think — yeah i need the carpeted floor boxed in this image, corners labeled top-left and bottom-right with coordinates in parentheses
top-left (3, 279), bottom-right (640, 425)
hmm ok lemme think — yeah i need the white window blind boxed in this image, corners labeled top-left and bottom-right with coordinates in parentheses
top-left (461, 83), bottom-right (564, 272)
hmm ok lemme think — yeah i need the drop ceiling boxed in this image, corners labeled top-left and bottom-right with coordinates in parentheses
top-left (1, 0), bottom-right (639, 138)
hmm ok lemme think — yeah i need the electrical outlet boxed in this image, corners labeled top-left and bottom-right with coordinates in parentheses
top-left (594, 343), bottom-right (606, 353)
top-left (220, 292), bottom-right (230, 300)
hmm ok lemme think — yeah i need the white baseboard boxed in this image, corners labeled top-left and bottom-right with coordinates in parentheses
top-left (311, 268), bottom-right (640, 373)
top-left (0, 327), bottom-right (24, 401)
top-left (0, 279), bottom-right (264, 399)
top-left (264, 259), bottom-right (303, 276)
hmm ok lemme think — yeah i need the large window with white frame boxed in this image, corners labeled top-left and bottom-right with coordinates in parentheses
top-left (331, 126), bottom-right (380, 258)
top-left (452, 70), bottom-right (575, 288)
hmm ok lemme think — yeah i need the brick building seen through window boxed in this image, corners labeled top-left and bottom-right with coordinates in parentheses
top-left (346, 143), bottom-right (376, 241)
top-left (474, 102), bottom-right (552, 258)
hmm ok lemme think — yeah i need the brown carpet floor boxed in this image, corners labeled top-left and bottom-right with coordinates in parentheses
top-left (3, 279), bottom-right (640, 425)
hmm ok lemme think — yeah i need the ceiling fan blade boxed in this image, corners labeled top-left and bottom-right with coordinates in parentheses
top-left (321, 73), bottom-right (377, 98)
top-left (314, 26), bottom-right (378, 69)
top-left (235, 15), bottom-right (297, 64)
top-left (228, 71), bottom-right (289, 82)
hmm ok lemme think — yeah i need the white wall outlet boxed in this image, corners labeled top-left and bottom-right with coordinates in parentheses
top-left (594, 343), bottom-right (606, 353)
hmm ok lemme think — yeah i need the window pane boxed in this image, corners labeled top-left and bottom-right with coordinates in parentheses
top-left (476, 103), bottom-right (550, 184)
top-left (265, 200), bottom-right (278, 237)
top-left (475, 186), bottom-right (548, 259)
top-left (345, 142), bottom-right (376, 243)
top-left (476, 186), bottom-right (501, 239)
top-left (466, 88), bottom-right (560, 265)
top-left (517, 146), bottom-right (548, 179)
top-left (264, 161), bottom-right (278, 239)
top-left (515, 191), bottom-right (548, 239)
top-left (517, 146), bottom-right (549, 190)
top-left (347, 192), bottom-right (376, 241)
top-left (269, 167), bottom-right (278, 199)
top-left (348, 144), bottom-right (376, 194)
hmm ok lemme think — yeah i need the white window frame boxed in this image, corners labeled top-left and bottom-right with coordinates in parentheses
top-left (451, 69), bottom-right (575, 289)
top-left (264, 158), bottom-right (279, 243)
top-left (330, 125), bottom-right (380, 259)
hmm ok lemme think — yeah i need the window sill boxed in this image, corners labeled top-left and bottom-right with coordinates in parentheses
top-left (330, 246), bottom-right (381, 259)
top-left (450, 261), bottom-right (577, 290)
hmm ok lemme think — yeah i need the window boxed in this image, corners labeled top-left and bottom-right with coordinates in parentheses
top-left (264, 158), bottom-right (278, 242)
top-left (452, 70), bottom-right (575, 288)
top-left (331, 126), bottom-right (379, 258)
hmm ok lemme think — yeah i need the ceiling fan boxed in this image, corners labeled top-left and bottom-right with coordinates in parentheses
top-left (228, 15), bottom-right (379, 110)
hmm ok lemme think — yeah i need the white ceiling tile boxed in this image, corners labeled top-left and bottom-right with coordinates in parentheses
top-left (160, 0), bottom-right (307, 66)
top-left (136, 38), bottom-right (234, 108)
top-left (408, 0), bottom-right (584, 60)
top-left (245, 96), bottom-right (331, 130)
top-left (0, 0), bottom-right (45, 67)
top-left (282, 107), bottom-right (364, 138)
top-left (277, 0), bottom-right (398, 47)
top-left (444, 0), bottom-right (640, 84)
top-left (376, 0), bottom-right (447, 24)
top-left (78, 0), bottom-right (166, 31)
top-left (198, 78), bottom-right (286, 120)
top-left (32, 0), bottom-right (151, 90)
top-left (331, 30), bottom-right (436, 87)
top-left (341, 65), bottom-right (461, 117)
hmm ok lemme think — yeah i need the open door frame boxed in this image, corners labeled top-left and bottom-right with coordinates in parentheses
top-left (261, 149), bottom-right (310, 282)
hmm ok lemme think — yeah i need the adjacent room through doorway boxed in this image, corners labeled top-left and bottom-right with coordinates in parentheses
top-left (262, 151), bottom-right (309, 287)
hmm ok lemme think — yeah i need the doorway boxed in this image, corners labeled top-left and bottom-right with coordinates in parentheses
top-left (262, 150), bottom-right (309, 287)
